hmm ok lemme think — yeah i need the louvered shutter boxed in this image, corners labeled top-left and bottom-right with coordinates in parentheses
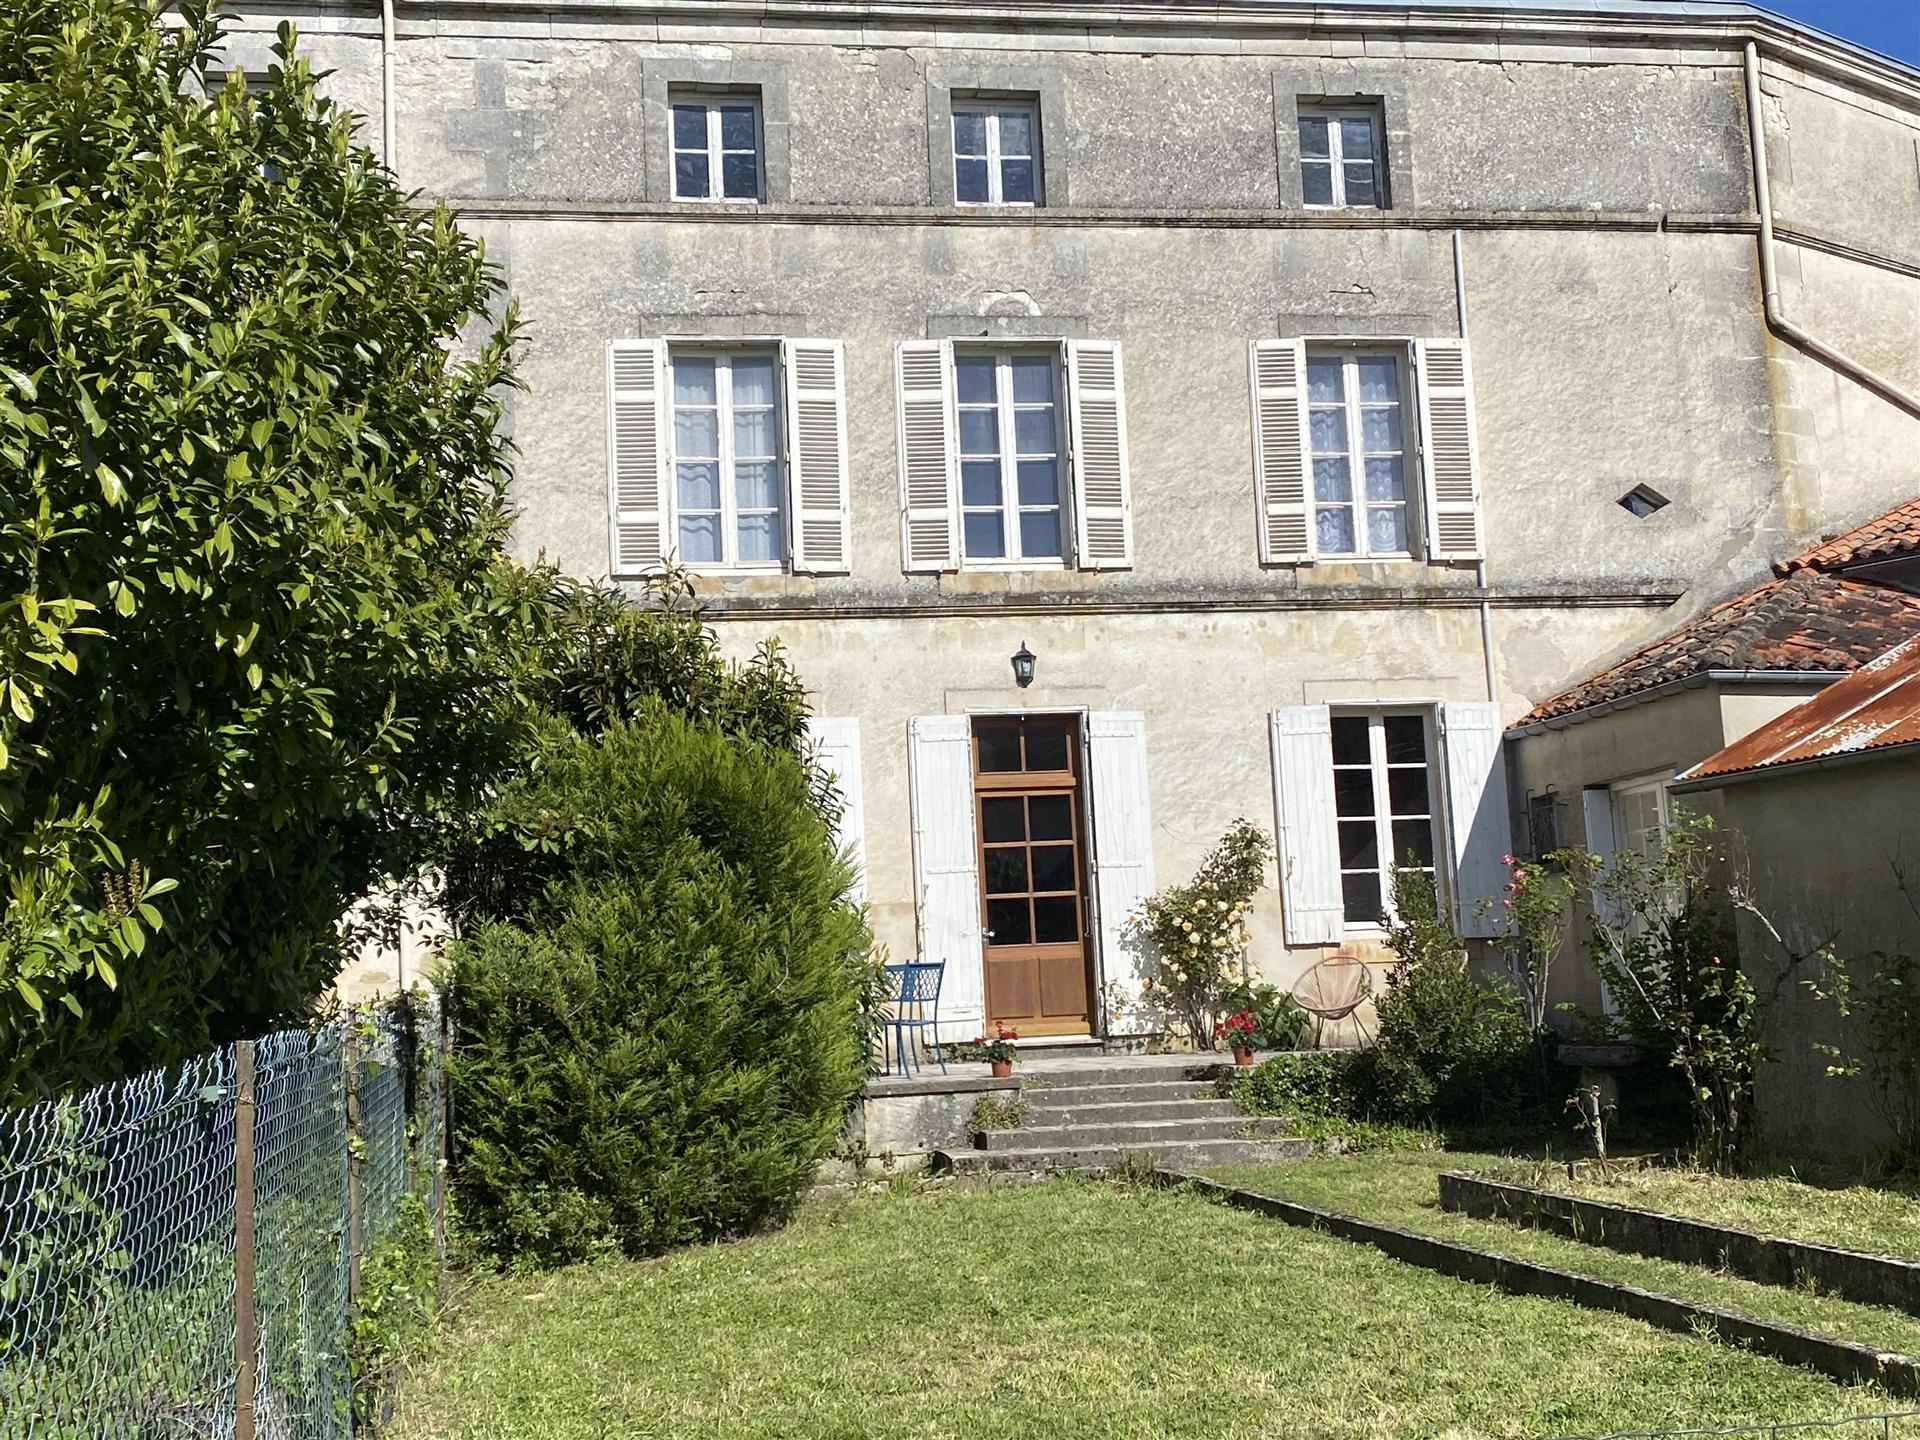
top-left (1250, 340), bottom-right (1314, 563)
top-left (1067, 341), bottom-right (1133, 569)
top-left (895, 341), bottom-right (959, 572)
top-left (1440, 701), bottom-right (1512, 939)
top-left (1416, 338), bottom-right (1485, 561)
top-left (1086, 713), bottom-right (1156, 1032)
top-left (782, 339), bottom-right (851, 574)
top-left (1580, 787), bottom-right (1625, 1014)
top-left (1270, 706), bottom-right (1343, 946)
top-left (605, 340), bottom-right (669, 575)
top-left (809, 716), bottom-right (866, 902)
top-left (909, 714), bottom-right (983, 1034)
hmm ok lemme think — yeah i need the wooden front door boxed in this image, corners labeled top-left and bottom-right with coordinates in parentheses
top-left (972, 716), bottom-right (1094, 1036)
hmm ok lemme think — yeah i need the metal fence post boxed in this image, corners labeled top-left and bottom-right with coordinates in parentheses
top-left (233, 1040), bottom-right (259, 1440)
top-left (433, 1000), bottom-right (450, 1288)
top-left (345, 1027), bottom-right (364, 1306)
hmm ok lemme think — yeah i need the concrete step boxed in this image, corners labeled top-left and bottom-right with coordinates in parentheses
top-left (1017, 1060), bottom-right (1234, 1088)
top-left (1021, 1080), bottom-right (1222, 1107)
top-left (977, 1116), bottom-right (1292, 1151)
top-left (1023, 1096), bottom-right (1243, 1126)
top-left (935, 1136), bottom-right (1314, 1176)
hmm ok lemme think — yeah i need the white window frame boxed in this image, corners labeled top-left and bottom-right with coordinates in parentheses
top-left (955, 346), bottom-right (1069, 570)
top-left (1308, 345), bottom-right (1417, 560)
top-left (1331, 709), bottom-right (1442, 932)
top-left (951, 99), bottom-right (1042, 208)
top-left (666, 345), bottom-right (785, 572)
top-left (1610, 774), bottom-right (1672, 862)
top-left (670, 92), bottom-right (763, 203)
top-left (1298, 104), bottom-right (1386, 210)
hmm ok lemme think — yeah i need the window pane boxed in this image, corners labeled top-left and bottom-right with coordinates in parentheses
top-left (961, 460), bottom-right (1001, 507)
top-left (732, 356), bottom-right (775, 407)
top-left (1343, 162), bottom-right (1378, 207)
top-left (984, 846), bottom-right (1029, 896)
top-left (981, 794), bottom-right (1025, 842)
top-left (1334, 767), bottom-right (1375, 818)
top-left (985, 898), bottom-right (1031, 947)
top-left (1367, 505), bottom-right (1408, 554)
top-left (1033, 896), bottom-right (1079, 944)
top-left (1392, 820), bottom-right (1435, 870)
top-left (998, 110), bottom-right (1034, 156)
top-left (1363, 457), bottom-right (1404, 501)
top-left (735, 462), bottom-right (780, 513)
top-left (1383, 715), bottom-right (1427, 764)
top-left (959, 408), bottom-right (1000, 456)
top-left (674, 406), bottom-right (718, 457)
top-left (1356, 356), bottom-right (1399, 403)
top-left (733, 406), bottom-right (775, 458)
top-left (1025, 727), bottom-right (1068, 772)
top-left (1339, 117), bottom-right (1375, 160)
top-left (1306, 356), bottom-right (1344, 404)
top-left (1331, 716), bottom-right (1371, 765)
top-left (1361, 407), bottom-right (1403, 451)
top-left (1028, 793), bottom-right (1072, 841)
top-left (1301, 160), bottom-right (1334, 206)
top-left (1387, 767), bottom-right (1429, 817)
top-left (955, 355), bottom-right (997, 404)
top-left (1016, 459), bottom-right (1057, 506)
top-left (674, 153), bottom-right (710, 199)
top-left (1000, 158), bottom-right (1037, 203)
top-left (953, 111), bottom-right (988, 156)
top-left (955, 157), bottom-right (991, 202)
top-left (1297, 115), bottom-right (1331, 158)
top-left (963, 511), bottom-right (1005, 558)
top-left (1309, 406), bottom-right (1345, 454)
top-left (979, 731), bottom-right (1024, 778)
top-left (719, 105), bottom-right (757, 150)
top-left (673, 356), bottom-right (717, 406)
top-left (721, 151), bottom-right (759, 199)
top-left (677, 513), bottom-right (720, 563)
top-left (1338, 820), bottom-right (1379, 870)
top-left (1013, 407), bottom-right (1054, 454)
top-left (1313, 456), bottom-right (1351, 502)
top-left (1030, 844), bottom-right (1075, 893)
top-left (675, 461), bottom-right (719, 511)
top-left (1317, 507), bottom-right (1356, 554)
top-left (1342, 872), bottom-right (1383, 925)
top-left (672, 103), bottom-right (708, 149)
top-left (1009, 355), bottom-right (1053, 403)
top-left (736, 513), bottom-right (778, 563)
top-left (1019, 509), bottom-right (1063, 559)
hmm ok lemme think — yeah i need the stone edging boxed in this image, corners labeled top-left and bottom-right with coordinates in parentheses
top-left (1152, 1170), bottom-right (1920, 1398)
top-left (1438, 1172), bottom-right (1920, 1318)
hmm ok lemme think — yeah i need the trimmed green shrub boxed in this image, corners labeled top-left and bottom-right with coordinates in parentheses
top-left (446, 709), bottom-right (871, 1266)
top-left (1221, 1051), bottom-right (1434, 1154)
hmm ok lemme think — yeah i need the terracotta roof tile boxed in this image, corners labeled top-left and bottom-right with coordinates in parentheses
top-left (1512, 572), bottom-right (1920, 727)
top-left (1777, 497), bottom-right (1920, 575)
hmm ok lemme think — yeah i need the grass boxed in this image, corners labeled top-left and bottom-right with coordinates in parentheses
top-left (1206, 1151), bottom-right (1920, 1361)
top-left (392, 1177), bottom-right (1914, 1440)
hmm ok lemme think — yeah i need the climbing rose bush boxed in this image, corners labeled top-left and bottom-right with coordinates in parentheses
top-left (1131, 819), bottom-right (1274, 1048)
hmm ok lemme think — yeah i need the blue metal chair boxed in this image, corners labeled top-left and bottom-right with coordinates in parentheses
top-left (885, 962), bottom-right (946, 1076)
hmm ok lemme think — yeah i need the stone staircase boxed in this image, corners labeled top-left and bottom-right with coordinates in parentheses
top-left (932, 1055), bottom-right (1312, 1175)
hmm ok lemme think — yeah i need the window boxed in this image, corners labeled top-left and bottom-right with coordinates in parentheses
top-left (1298, 105), bottom-right (1384, 209)
top-left (1611, 776), bottom-right (1671, 862)
top-left (952, 100), bottom-right (1041, 206)
top-left (1308, 349), bottom-right (1411, 557)
top-left (671, 93), bottom-right (761, 201)
top-left (956, 349), bottom-right (1065, 564)
top-left (669, 349), bottom-right (783, 567)
top-left (1331, 712), bottom-right (1438, 926)
top-left (1619, 484), bottom-right (1670, 518)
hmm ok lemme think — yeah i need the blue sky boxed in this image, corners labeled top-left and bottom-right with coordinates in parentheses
top-left (1759, 0), bottom-right (1920, 64)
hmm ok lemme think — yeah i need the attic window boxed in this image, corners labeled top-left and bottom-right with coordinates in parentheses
top-left (1619, 484), bottom-right (1669, 518)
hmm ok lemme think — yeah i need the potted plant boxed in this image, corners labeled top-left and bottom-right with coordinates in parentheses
top-left (1216, 1009), bottom-right (1258, 1066)
top-left (969, 1024), bottom-right (1020, 1078)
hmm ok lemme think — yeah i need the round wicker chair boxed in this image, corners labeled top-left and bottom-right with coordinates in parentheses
top-left (1290, 954), bottom-right (1374, 1048)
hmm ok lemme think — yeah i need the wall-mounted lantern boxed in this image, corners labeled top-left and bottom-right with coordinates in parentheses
top-left (1011, 642), bottom-right (1036, 689)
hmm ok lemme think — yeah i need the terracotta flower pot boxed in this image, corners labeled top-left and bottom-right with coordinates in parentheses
top-left (991, 1058), bottom-right (1013, 1079)
top-left (1232, 1046), bottom-right (1256, 1067)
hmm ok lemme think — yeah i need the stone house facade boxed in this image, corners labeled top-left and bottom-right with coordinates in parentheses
top-left (235, 0), bottom-right (1920, 1040)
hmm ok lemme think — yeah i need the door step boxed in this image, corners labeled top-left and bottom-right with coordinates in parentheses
top-left (1019, 1080), bottom-right (1221, 1107)
top-left (976, 1116), bottom-right (1292, 1151)
top-left (1023, 1096), bottom-right (1246, 1126)
top-left (935, 1136), bottom-right (1313, 1175)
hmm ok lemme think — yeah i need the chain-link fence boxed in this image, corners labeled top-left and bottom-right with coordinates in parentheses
top-left (0, 999), bottom-right (446, 1440)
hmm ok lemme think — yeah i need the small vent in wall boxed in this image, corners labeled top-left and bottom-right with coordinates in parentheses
top-left (1619, 484), bottom-right (1670, 518)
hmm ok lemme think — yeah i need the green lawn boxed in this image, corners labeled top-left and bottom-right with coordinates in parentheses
top-left (1206, 1152), bottom-right (1920, 1360)
top-left (393, 1177), bottom-right (1913, 1440)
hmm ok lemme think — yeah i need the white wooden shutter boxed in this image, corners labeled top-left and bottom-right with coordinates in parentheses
top-left (895, 340), bottom-right (959, 572)
top-left (606, 340), bottom-right (669, 575)
top-left (1415, 338), bottom-right (1484, 561)
top-left (782, 339), bottom-right (851, 575)
top-left (908, 714), bottom-right (983, 1032)
top-left (1250, 339), bottom-right (1314, 563)
top-left (1067, 341), bottom-right (1133, 570)
top-left (809, 716), bottom-right (866, 902)
top-left (1086, 713), bottom-right (1156, 1032)
top-left (1579, 787), bottom-right (1624, 1014)
top-left (1440, 701), bottom-right (1512, 939)
top-left (1270, 706), bottom-right (1343, 946)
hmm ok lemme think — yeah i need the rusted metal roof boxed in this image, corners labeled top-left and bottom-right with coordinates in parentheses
top-left (1676, 635), bottom-right (1920, 789)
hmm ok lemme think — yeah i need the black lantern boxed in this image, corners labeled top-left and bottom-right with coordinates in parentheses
top-left (1010, 642), bottom-right (1036, 689)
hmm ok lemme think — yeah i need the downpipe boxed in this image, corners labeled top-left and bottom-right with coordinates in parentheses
top-left (1454, 228), bottom-right (1499, 707)
top-left (382, 0), bottom-right (398, 175)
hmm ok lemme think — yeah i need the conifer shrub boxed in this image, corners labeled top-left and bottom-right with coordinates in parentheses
top-left (446, 709), bottom-right (870, 1266)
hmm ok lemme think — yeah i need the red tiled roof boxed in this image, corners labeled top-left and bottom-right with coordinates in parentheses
top-left (1776, 497), bottom-right (1920, 576)
top-left (1512, 571), bottom-right (1920, 726)
top-left (1678, 635), bottom-right (1920, 786)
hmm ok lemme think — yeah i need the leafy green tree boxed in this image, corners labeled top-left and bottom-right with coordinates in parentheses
top-left (0, 0), bottom-right (536, 1099)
